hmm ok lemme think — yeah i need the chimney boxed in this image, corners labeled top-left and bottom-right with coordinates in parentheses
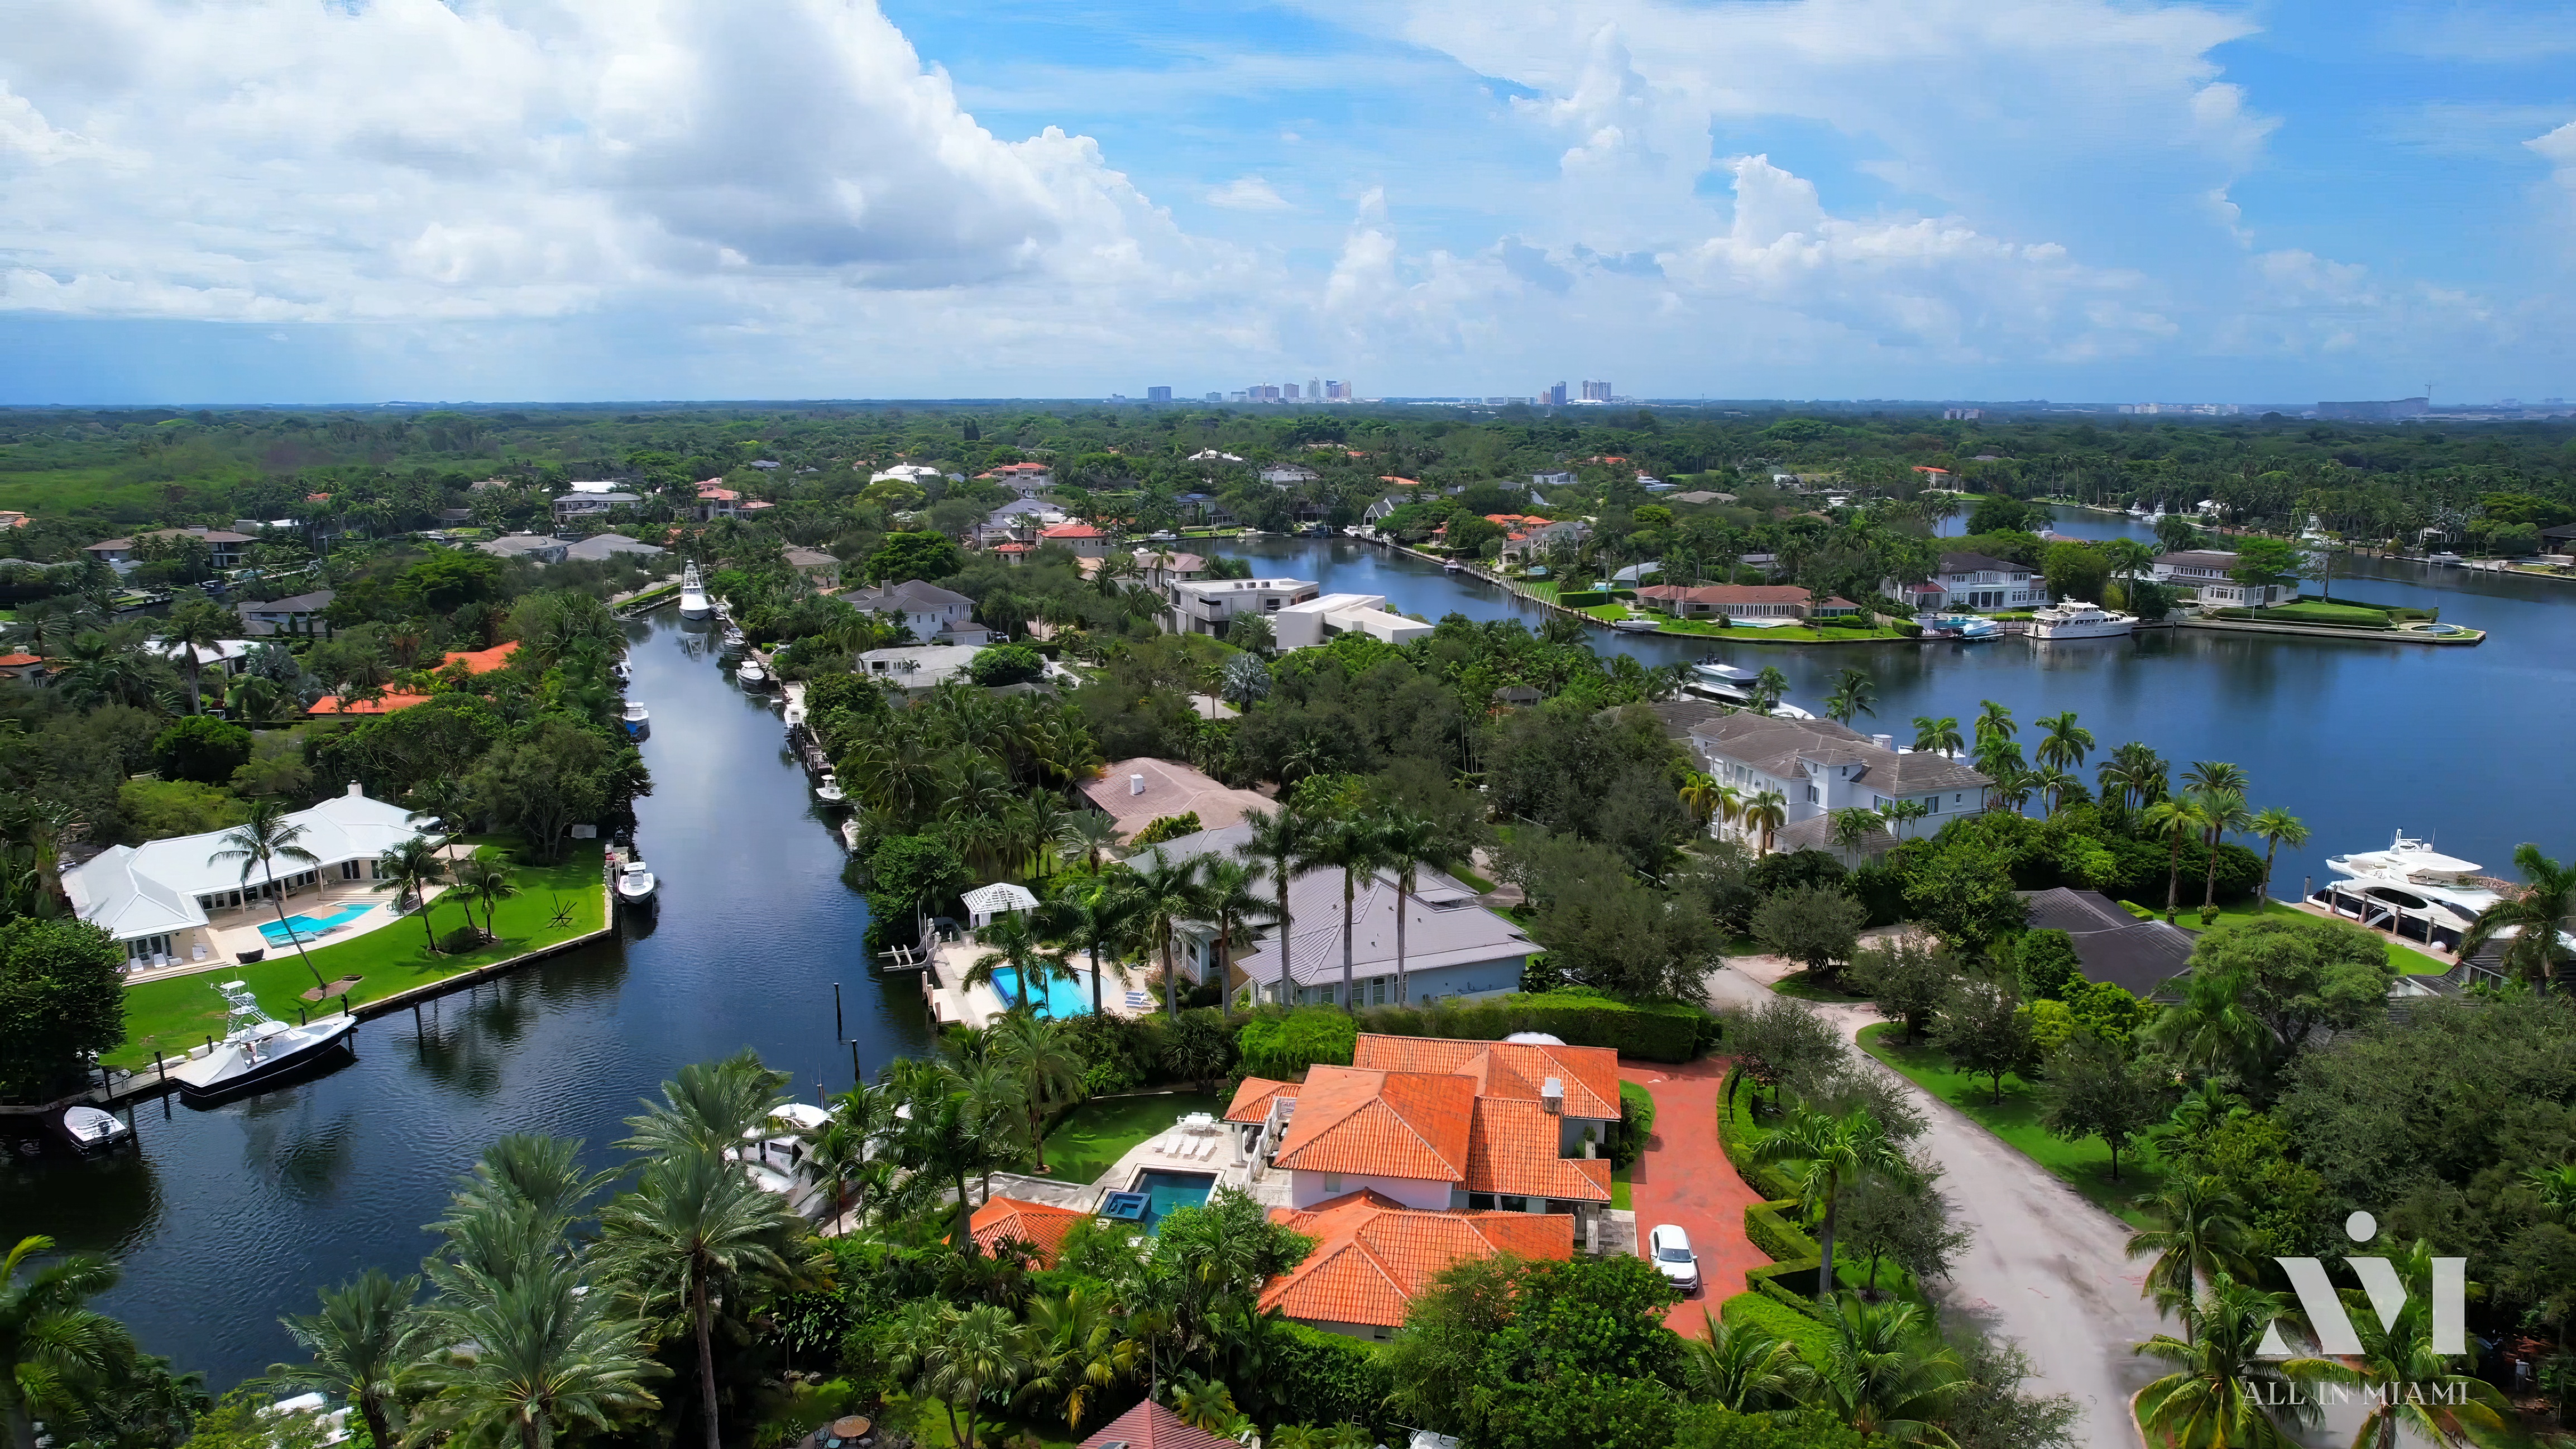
top-left (347, 782), bottom-right (365, 799)
top-left (1129, 773), bottom-right (1146, 797)
top-left (1872, 733), bottom-right (1894, 750)
top-left (1540, 1077), bottom-right (1563, 1115)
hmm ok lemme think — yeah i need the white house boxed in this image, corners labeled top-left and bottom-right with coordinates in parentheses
top-left (975, 463), bottom-right (1054, 496)
top-left (1531, 471), bottom-right (1577, 489)
top-left (1260, 463), bottom-right (1320, 487)
top-left (839, 580), bottom-right (990, 645)
top-left (237, 589), bottom-right (335, 637)
top-left (856, 643), bottom-right (990, 693)
top-left (62, 784), bottom-right (429, 966)
top-left (84, 527), bottom-right (255, 575)
top-left (1688, 713), bottom-right (1991, 856)
top-left (1166, 576), bottom-right (1319, 636)
top-left (1888, 551), bottom-right (2041, 613)
top-left (551, 491), bottom-right (640, 522)
top-left (1271, 593), bottom-right (1432, 649)
top-left (2152, 550), bottom-right (2295, 608)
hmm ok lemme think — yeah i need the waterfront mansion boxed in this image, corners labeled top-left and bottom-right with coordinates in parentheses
top-left (1691, 712), bottom-right (1991, 855)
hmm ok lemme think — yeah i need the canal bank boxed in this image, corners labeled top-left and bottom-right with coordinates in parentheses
top-left (0, 609), bottom-right (933, 1389)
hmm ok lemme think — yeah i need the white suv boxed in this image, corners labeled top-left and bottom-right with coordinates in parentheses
top-left (1648, 1224), bottom-right (1699, 1294)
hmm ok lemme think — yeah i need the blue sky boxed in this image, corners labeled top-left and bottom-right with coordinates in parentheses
top-left (2, 0), bottom-right (2573, 404)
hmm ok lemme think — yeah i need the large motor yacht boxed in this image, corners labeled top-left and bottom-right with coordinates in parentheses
top-left (2027, 600), bottom-right (2137, 641)
top-left (2319, 832), bottom-right (2505, 953)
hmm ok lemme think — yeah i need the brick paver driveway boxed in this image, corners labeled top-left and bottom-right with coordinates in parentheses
top-left (1617, 1055), bottom-right (1769, 1333)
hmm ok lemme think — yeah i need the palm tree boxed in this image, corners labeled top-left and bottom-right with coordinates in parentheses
top-left (2525, 1159), bottom-right (2576, 1218)
top-left (987, 1014), bottom-right (1086, 1175)
top-left (2124, 1179), bottom-right (2254, 1340)
top-left (1790, 1294), bottom-right (1965, 1442)
top-left (1878, 797), bottom-right (1932, 841)
top-left (888, 1061), bottom-right (1010, 1253)
top-left (2142, 966), bottom-right (2268, 1082)
top-left (1240, 804), bottom-right (1326, 1009)
top-left (617, 1050), bottom-right (790, 1160)
top-left (2143, 794), bottom-right (2213, 924)
top-left (1744, 789), bottom-right (1788, 856)
top-left (1310, 813), bottom-right (1387, 1013)
top-left (451, 856), bottom-right (518, 941)
top-left (1164, 1374), bottom-right (1241, 1434)
top-left (2033, 710), bottom-right (2095, 776)
top-left (1374, 807), bottom-right (1459, 1005)
top-left (1751, 666), bottom-right (1789, 714)
top-left (964, 911), bottom-right (1072, 1011)
top-left (1678, 773), bottom-right (1723, 832)
top-left (210, 797), bottom-right (328, 991)
top-left (1052, 810), bottom-right (1120, 877)
top-left (2302, 1244), bottom-right (2505, 1449)
top-left (1047, 876), bottom-right (1139, 1018)
top-left (1750, 1106), bottom-right (1908, 1302)
top-left (1, 1236), bottom-right (136, 1449)
top-left (2182, 760), bottom-right (2248, 798)
top-left (2097, 741), bottom-right (2168, 815)
top-left (2028, 766), bottom-right (2076, 817)
top-left (1909, 715), bottom-right (1963, 759)
top-left (266, 1269), bottom-right (425, 1449)
top-left (889, 1302), bottom-right (1031, 1449)
top-left (406, 1247), bottom-right (662, 1449)
top-left (1014, 1287), bottom-right (1138, 1432)
top-left (1122, 850), bottom-right (1205, 1018)
top-left (2457, 843), bottom-right (2575, 992)
top-left (2132, 1276), bottom-right (2325, 1449)
top-left (1195, 858), bottom-right (1275, 1007)
top-left (2197, 789), bottom-right (2253, 911)
top-left (1678, 1310), bottom-right (1797, 1413)
top-left (374, 837), bottom-right (452, 956)
top-left (597, 1146), bottom-right (798, 1449)
top-left (1826, 808), bottom-right (1882, 867)
top-left (1974, 699), bottom-right (2015, 749)
top-left (162, 597), bottom-right (233, 716)
top-left (2245, 808), bottom-right (2307, 913)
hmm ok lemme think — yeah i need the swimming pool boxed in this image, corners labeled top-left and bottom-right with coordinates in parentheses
top-left (257, 902), bottom-right (375, 944)
top-left (1128, 1169), bottom-right (1215, 1232)
top-left (989, 966), bottom-right (1096, 1018)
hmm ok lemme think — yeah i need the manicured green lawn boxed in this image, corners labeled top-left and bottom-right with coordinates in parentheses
top-left (1448, 862), bottom-right (1497, 894)
top-left (1611, 1158), bottom-right (1632, 1211)
top-left (1021, 1091), bottom-right (1224, 1186)
top-left (1857, 1023), bottom-right (2168, 1225)
top-left (2132, 897), bottom-right (2453, 975)
top-left (1771, 969), bottom-right (1869, 1003)
top-left (109, 842), bottom-right (606, 1069)
top-left (2216, 601), bottom-right (2394, 628)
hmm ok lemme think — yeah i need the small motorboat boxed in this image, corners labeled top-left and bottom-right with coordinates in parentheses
top-left (2426, 551), bottom-right (2464, 565)
top-left (176, 981), bottom-right (356, 1104)
top-left (815, 770), bottom-right (846, 805)
top-left (1443, 559), bottom-right (1465, 573)
top-left (56, 1105), bottom-right (132, 1154)
top-left (722, 627), bottom-right (748, 650)
top-left (1610, 618), bottom-right (1660, 632)
top-left (616, 857), bottom-right (658, 905)
top-left (611, 659), bottom-right (633, 685)
top-left (621, 700), bottom-right (650, 737)
top-left (737, 660), bottom-right (769, 687)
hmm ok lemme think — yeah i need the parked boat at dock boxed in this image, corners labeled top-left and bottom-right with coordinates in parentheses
top-left (621, 700), bottom-right (650, 738)
top-left (737, 659), bottom-right (769, 687)
top-left (2027, 600), bottom-right (2136, 641)
top-left (678, 563), bottom-right (712, 618)
top-left (55, 1105), bottom-right (132, 1154)
top-left (615, 855), bottom-right (658, 906)
top-left (1922, 614), bottom-right (2002, 641)
top-left (815, 770), bottom-right (845, 805)
top-left (175, 981), bottom-right (356, 1104)
top-left (1610, 617), bottom-right (1659, 632)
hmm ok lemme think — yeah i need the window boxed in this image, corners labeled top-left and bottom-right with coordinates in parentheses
top-left (1321, 1173), bottom-right (1343, 1193)
top-left (1873, 795), bottom-right (1889, 810)
top-left (340, 860), bottom-right (363, 881)
top-left (1468, 1192), bottom-right (1497, 1210)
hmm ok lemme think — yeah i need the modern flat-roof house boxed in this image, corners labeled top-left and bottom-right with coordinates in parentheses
top-left (237, 589), bottom-right (336, 637)
top-left (1632, 583), bottom-right (1857, 622)
top-left (84, 527), bottom-right (255, 574)
top-left (62, 784), bottom-right (428, 967)
top-left (1077, 758), bottom-right (1275, 839)
top-left (477, 533), bottom-right (573, 565)
top-left (1260, 463), bottom-right (1320, 487)
top-left (551, 491), bottom-right (640, 523)
top-left (1271, 593), bottom-right (1433, 649)
top-left (1142, 823), bottom-right (1531, 1006)
top-left (1229, 1034), bottom-right (1617, 1229)
top-left (1259, 1189), bottom-right (1574, 1340)
top-left (839, 579), bottom-right (990, 645)
top-left (1688, 712), bottom-right (1990, 856)
top-left (1166, 577), bottom-right (1319, 637)
top-left (2018, 887), bottom-right (2195, 999)
top-left (2152, 550), bottom-right (2293, 607)
top-left (856, 643), bottom-right (990, 693)
top-left (1888, 551), bottom-right (2041, 612)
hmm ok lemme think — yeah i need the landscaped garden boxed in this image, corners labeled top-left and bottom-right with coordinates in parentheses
top-left (1021, 1089), bottom-right (1225, 1183)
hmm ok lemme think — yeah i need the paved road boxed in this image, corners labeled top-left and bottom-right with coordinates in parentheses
top-left (1704, 959), bottom-right (2166, 1448)
top-left (1616, 1056), bottom-right (1768, 1332)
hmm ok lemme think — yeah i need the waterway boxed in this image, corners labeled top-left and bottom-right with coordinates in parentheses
top-left (0, 611), bottom-right (930, 1388)
top-left (1210, 508), bottom-right (2576, 898)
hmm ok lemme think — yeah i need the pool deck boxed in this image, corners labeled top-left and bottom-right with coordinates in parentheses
top-left (918, 937), bottom-right (1164, 1029)
top-left (122, 856), bottom-right (475, 985)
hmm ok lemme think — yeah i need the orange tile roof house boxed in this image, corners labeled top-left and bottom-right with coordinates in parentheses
top-left (1227, 1034), bottom-right (1617, 1228)
top-left (964, 1196), bottom-right (1088, 1266)
top-left (1037, 521), bottom-right (1108, 557)
top-left (1261, 1189), bottom-right (1574, 1339)
top-left (1077, 1400), bottom-right (1237, 1449)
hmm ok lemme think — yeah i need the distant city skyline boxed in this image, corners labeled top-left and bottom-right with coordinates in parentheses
top-left (6, 0), bottom-right (2576, 404)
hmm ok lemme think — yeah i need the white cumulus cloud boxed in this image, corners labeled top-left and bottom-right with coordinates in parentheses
top-left (1206, 176), bottom-right (1292, 210)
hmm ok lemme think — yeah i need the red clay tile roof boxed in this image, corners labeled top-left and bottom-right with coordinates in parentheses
top-left (1041, 522), bottom-right (1103, 539)
top-left (1261, 1190), bottom-right (1575, 1328)
top-left (1079, 1400), bottom-right (1239, 1449)
top-left (1351, 1034), bottom-right (1622, 1120)
top-left (1225, 1077), bottom-right (1299, 1123)
top-left (1632, 583), bottom-right (1815, 607)
top-left (0, 652), bottom-right (41, 668)
top-left (440, 641), bottom-right (519, 674)
top-left (307, 693), bottom-right (433, 716)
top-left (1272, 1066), bottom-right (1473, 1181)
top-left (1465, 1098), bottom-right (1611, 1202)
top-left (966, 1196), bottom-right (1088, 1268)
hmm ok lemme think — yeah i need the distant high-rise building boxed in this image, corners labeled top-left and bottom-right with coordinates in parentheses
top-left (1546, 382), bottom-right (1568, 406)
top-left (1146, 386), bottom-right (1172, 402)
top-left (1308, 377), bottom-right (1322, 401)
top-left (1206, 391), bottom-right (1224, 402)
top-left (1581, 380), bottom-right (1612, 402)
top-left (1284, 382), bottom-right (1301, 401)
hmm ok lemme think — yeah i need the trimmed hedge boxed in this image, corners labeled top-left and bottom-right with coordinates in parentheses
top-left (1744, 1199), bottom-right (1826, 1317)
top-left (1716, 1071), bottom-right (1801, 1201)
top-left (1352, 991), bottom-right (1716, 1063)
top-left (1555, 589), bottom-right (1611, 606)
top-left (1234, 1007), bottom-right (1358, 1079)
top-left (1718, 1293), bottom-right (1837, 1366)
top-left (1264, 1319), bottom-right (1394, 1433)
top-left (1611, 1079), bottom-right (1656, 1168)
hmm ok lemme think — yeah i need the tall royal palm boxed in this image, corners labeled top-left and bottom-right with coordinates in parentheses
top-left (598, 1146), bottom-right (798, 1449)
top-left (2097, 741), bottom-right (2168, 817)
top-left (375, 836), bottom-right (452, 957)
top-left (1311, 813), bottom-right (1388, 1012)
top-left (987, 1014), bottom-right (1086, 1175)
top-left (162, 597), bottom-right (234, 716)
top-left (1749, 1106), bottom-right (1908, 1302)
top-left (963, 910), bottom-right (1072, 1013)
top-left (2196, 789), bottom-right (2253, 910)
top-left (1047, 876), bottom-right (1139, 1018)
top-left (1240, 804), bottom-right (1325, 1009)
top-left (2245, 808), bottom-right (2307, 913)
top-left (1974, 699), bottom-right (2015, 749)
top-left (1751, 666), bottom-right (1789, 714)
top-left (1194, 857), bottom-right (1275, 1007)
top-left (2458, 843), bottom-right (2576, 992)
top-left (1, 1236), bottom-right (136, 1449)
top-left (267, 1269), bottom-right (427, 1449)
top-left (1373, 807), bottom-right (1459, 1005)
top-left (1744, 789), bottom-right (1788, 856)
top-left (2123, 1179), bottom-right (2254, 1340)
top-left (2033, 710), bottom-right (2095, 776)
top-left (210, 797), bottom-right (328, 991)
top-left (2143, 794), bottom-right (2214, 924)
top-left (1121, 848), bottom-right (1205, 1017)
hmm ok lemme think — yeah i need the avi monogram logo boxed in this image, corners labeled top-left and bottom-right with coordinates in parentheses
top-left (2259, 1211), bottom-right (2465, 1357)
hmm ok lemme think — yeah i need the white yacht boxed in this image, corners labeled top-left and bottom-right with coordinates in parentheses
top-left (2426, 551), bottom-right (2464, 566)
top-left (677, 563), bottom-right (713, 619)
top-left (814, 770), bottom-right (846, 805)
top-left (736, 659), bottom-right (769, 687)
top-left (1610, 617), bottom-right (1660, 632)
top-left (610, 659), bottom-right (633, 687)
top-left (721, 626), bottom-right (748, 650)
top-left (615, 856), bottom-right (658, 905)
top-left (731, 1103), bottom-right (836, 1221)
top-left (177, 982), bottom-right (356, 1103)
top-left (56, 1105), bottom-right (132, 1154)
top-left (621, 700), bottom-right (650, 738)
top-left (2319, 832), bottom-right (2510, 953)
top-left (2027, 600), bottom-right (2137, 640)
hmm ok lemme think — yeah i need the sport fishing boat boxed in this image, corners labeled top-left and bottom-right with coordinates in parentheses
top-left (678, 563), bottom-right (713, 619)
top-left (177, 981), bottom-right (356, 1104)
top-left (814, 770), bottom-right (846, 805)
top-left (621, 700), bottom-right (650, 738)
top-left (615, 856), bottom-right (658, 906)
top-left (2027, 600), bottom-right (2136, 641)
top-left (736, 659), bottom-right (769, 687)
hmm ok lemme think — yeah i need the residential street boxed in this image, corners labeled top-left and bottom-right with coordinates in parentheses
top-left (1703, 957), bottom-right (2167, 1448)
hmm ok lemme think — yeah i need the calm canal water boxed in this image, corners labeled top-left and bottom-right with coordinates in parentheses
top-left (1215, 511), bottom-right (2576, 898)
top-left (0, 611), bottom-right (930, 1388)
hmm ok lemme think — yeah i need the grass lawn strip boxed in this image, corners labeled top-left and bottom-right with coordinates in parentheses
top-left (2124, 898), bottom-right (2453, 975)
top-left (1856, 1022), bottom-right (2168, 1226)
top-left (1023, 1091), bottom-right (1225, 1184)
top-left (108, 841), bottom-right (606, 1070)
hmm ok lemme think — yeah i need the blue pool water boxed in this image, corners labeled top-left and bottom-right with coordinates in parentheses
top-left (257, 902), bottom-right (374, 944)
top-left (989, 966), bottom-right (1096, 1018)
top-left (1131, 1169), bottom-right (1216, 1232)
